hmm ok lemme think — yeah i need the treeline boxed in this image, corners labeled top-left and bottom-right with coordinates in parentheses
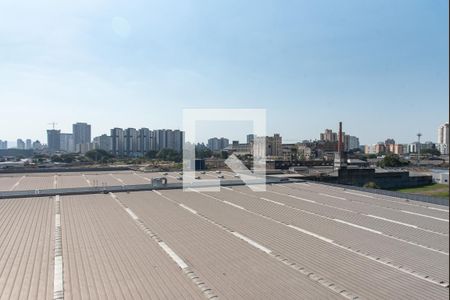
top-left (43, 146), bottom-right (232, 164)
top-left (376, 154), bottom-right (410, 168)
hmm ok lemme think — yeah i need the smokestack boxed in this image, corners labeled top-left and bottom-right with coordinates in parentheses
top-left (338, 122), bottom-right (343, 155)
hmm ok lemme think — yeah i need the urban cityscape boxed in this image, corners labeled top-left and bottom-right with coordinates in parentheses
top-left (0, 1), bottom-right (448, 300)
top-left (0, 121), bottom-right (448, 159)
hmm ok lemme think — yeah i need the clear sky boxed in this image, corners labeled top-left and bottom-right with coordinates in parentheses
top-left (0, 0), bottom-right (448, 145)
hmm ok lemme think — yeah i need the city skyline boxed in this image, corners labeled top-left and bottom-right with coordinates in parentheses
top-left (2, 121), bottom-right (449, 153)
top-left (0, 1), bottom-right (448, 145)
top-left (0, 120), bottom-right (448, 148)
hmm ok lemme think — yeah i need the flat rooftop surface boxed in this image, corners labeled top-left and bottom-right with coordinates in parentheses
top-left (0, 174), bottom-right (449, 299)
top-left (0, 170), bottom-right (241, 191)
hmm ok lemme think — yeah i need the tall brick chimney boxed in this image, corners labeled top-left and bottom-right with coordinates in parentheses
top-left (338, 121), bottom-right (343, 155)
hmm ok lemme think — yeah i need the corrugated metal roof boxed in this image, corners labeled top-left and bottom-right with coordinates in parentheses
top-left (0, 172), bottom-right (448, 299)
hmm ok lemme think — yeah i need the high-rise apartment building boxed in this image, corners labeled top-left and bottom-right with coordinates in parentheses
top-left (107, 127), bottom-right (185, 157)
top-left (60, 133), bottom-right (75, 153)
top-left (72, 122), bottom-right (91, 147)
top-left (16, 139), bottom-right (25, 149)
top-left (124, 128), bottom-right (138, 156)
top-left (166, 130), bottom-right (176, 152)
top-left (172, 130), bottom-right (184, 153)
top-left (207, 137), bottom-right (230, 151)
top-left (137, 128), bottom-right (151, 154)
top-left (93, 134), bottom-right (113, 152)
top-left (47, 130), bottom-right (61, 152)
top-left (347, 136), bottom-right (360, 151)
top-left (0, 140), bottom-right (7, 149)
top-left (154, 129), bottom-right (167, 151)
top-left (153, 129), bottom-right (184, 152)
top-left (25, 139), bottom-right (32, 150)
top-left (111, 128), bottom-right (124, 156)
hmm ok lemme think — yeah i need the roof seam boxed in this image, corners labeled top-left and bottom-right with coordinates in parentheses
top-left (158, 190), bottom-right (359, 300)
top-left (109, 192), bottom-right (218, 300)
top-left (200, 189), bottom-right (450, 289)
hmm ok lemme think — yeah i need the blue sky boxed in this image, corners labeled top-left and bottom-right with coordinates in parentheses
top-left (0, 0), bottom-right (448, 145)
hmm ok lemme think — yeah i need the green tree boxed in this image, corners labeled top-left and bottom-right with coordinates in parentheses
top-left (195, 146), bottom-right (212, 159)
top-left (377, 154), bottom-right (409, 168)
top-left (85, 149), bottom-right (114, 163)
top-left (59, 153), bottom-right (77, 163)
top-left (144, 150), bottom-right (158, 159)
top-left (156, 148), bottom-right (182, 162)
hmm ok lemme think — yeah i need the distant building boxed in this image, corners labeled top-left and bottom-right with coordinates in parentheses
top-left (16, 139), bottom-right (25, 150)
top-left (167, 129), bottom-right (184, 153)
top-left (375, 143), bottom-right (386, 154)
top-left (154, 129), bottom-right (167, 151)
top-left (392, 144), bottom-right (404, 155)
top-left (32, 140), bottom-right (42, 150)
top-left (110, 128), bottom-right (184, 157)
top-left (76, 143), bottom-right (94, 154)
top-left (423, 141), bottom-right (435, 151)
top-left (345, 135), bottom-right (360, 151)
top-left (0, 140), bottom-right (7, 149)
top-left (438, 144), bottom-right (448, 155)
top-left (364, 145), bottom-right (376, 155)
top-left (60, 133), bottom-right (75, 153)
top-left (365, 143), bottom-right (386, 155)
top-left (93, 134), bottom-right (113, 152)
top-left (320, 128), bottom-right (359, 152)
top-left (316, 140), bottom-right (338, 155)
top-left (437, 122), bottom-right (449, 155)
top-left (246, 134), bottom-right (255, 144)
top-left (111, 128), bottom-right (124, 156)
top-left (385, 138), bottom-right (395, 146)
top-left (174, 130), bottom-right (184, 153)
top-left (320, 129), bottom-right (338, 142)
top-left (73, 122), bottom-right (91, 149)
top-left (207, 137), bottom-right (230, 151)
top-left (153, 129), bottom-right (184, 153)
top-left (138, 128), bottom-right (151, 154)
top-left (296, 144), bottom-right (313, 160)
top-left (47, 130), bottom-right (61, 152)
top-left (124, 128), bottom-right (138, 156)
top-left (226, 141), bottom-right (251, 155)
top-left (252, 134), bottom-right (282, 158)
top-left (25, 139), bottom-right (32, 150)
top-left (408, 142), bottom-right (419, 153)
